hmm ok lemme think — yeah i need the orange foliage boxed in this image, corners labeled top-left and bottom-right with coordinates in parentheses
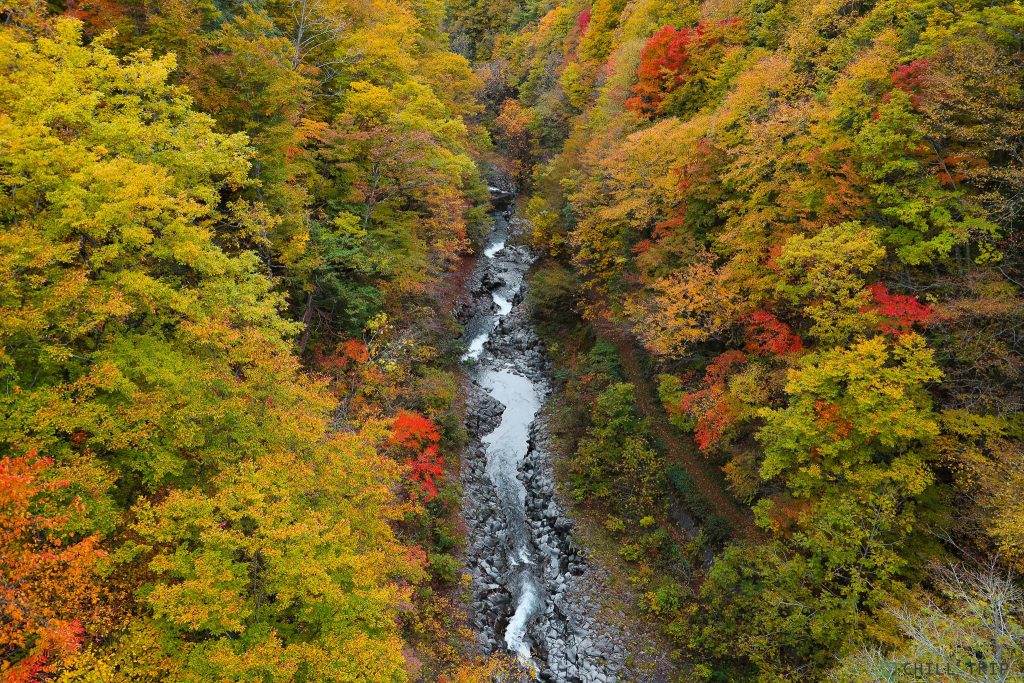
top-left (494, 99), bottom-right (535, 185)
top-left (0, 452), bottom-right (106, 681)
top-left (761, 495), bottom-right (814, 534)
top-left (340, 339), bottom-right (370, 365)
top-left (391, 412), bottom-right (444, 498)
top-left (625, 251), bottom-right (740, 357)
top-left (813, 401), bottom-right (853, 441)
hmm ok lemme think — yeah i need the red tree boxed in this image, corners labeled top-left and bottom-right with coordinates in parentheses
top-left (390, 411), bottom-right (444, 498)
top-left (626, 25), bottom-right (702, 117)
top-left (867, 283), bottom-right (933, 335)
top-left (891, 59), bottom-right (930, 109)
top-left (625, 19), bottom-right (740, 118)
top-left (744, 310), bottom-right (803, 356)
top-left (678, 351), bottom-right (748, 452)
top-left (576, 8), bottom-right (591, 34)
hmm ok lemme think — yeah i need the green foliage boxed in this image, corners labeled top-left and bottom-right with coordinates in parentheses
top-left (657, 374), bottom-right (695, 432)
top-left (855, 89), bottom-right (999, 266)
top-left (643, 580), bottom-right (691, 617)
top-left (667, 468), bottom-right (730, 546)
top-left (758, 333), bottom-right (941, 499)
top-left (527, 260), bottom-right (579, 323)
top-left (427, 552), bottom-right (461, 585)
top-left (571, 383), bottom-right (664, 514)
top-left (691, 540), bottom-right (861, 678)
top-left (584, 341), bottom-right (624, 380)
top-left (480, 0), bottom-right (1024, 678)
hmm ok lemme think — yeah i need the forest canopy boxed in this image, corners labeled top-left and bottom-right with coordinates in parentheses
top-left (470, 0), bottom-right (1024, 678)
top-left (2, 0), bottom-right (1024, 680)
top-left (0, 2), bottom-right (495, 681)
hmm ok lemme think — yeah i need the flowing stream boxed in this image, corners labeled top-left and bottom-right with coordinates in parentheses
top-left (459, 186), bottom-right (624, 681)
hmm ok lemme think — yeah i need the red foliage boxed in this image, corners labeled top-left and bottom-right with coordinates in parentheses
top-left (890, 59), bottom-right (930, 109)
top-left (625, 20), bottom-right (739, 118)
top-left (576, 8), bottom-right (592, 34)
top-left (390, 411), bottom-right (444, 498)
top-left (702, 350), bottom-right (747, 386)
top-left (744, 310), bottom-right (803, 356)
top-left (339, 339), bottom-right (370, 364)
top-left (64, 0), bottom-right (129, 34)
top-left (631, 238), bottom-right (654, 255)
top-left (693, 399), bottom-right (739, 451)
top-left (626, 25), bottom-right (702, 117)
top-left (4, 621), bottom-right (85, 683)
top-left (678, 351), bottom-right (747, 452)
top-left (867, 283), bottom-right (933, 335)
top-left (935, 153), bottom-right (971, 187)
top-left (407, 446), bottom-right (444, 499)
top-left (391, 410), bottom-right (441, 450)
top-left (314, 339), bottom-right (369, 375)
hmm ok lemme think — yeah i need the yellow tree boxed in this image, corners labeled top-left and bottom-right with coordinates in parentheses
top-left (624, 249), bottom-right (741, 357)
top-left (0, 21), bottom-right (422, 680)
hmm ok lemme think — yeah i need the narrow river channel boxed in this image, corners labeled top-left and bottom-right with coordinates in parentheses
top-left (459, 186), bottom-right (625, 682)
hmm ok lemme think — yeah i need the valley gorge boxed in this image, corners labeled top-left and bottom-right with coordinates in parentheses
top-left (458, 186), bottom-right (626, 681)
top-left (1, 2), bottom-right (1022, 682)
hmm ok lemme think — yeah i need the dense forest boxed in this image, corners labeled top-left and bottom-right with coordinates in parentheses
top-left (1, 0), bottom-right (1023, 681)
top-left (0, 0), bottom-right (501, 680)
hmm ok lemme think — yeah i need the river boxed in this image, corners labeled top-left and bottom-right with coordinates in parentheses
top-left (458, 187), bottom-right (625, 682)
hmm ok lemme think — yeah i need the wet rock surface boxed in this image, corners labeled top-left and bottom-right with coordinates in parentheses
top-left (460, 190), bottom-right (626, 681)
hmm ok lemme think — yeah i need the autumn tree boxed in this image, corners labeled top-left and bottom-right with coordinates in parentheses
top-left (119, 429), bottom-right (421, 682)
top-left (0, 452), bottom-right (109, 681)
top-left (493, 98), bottom-right (535, 186)
top-left (390, 410), bottom-right (445, 499)
top-left (625, 20), bottom-right (743, 119)
top-left (625, 250), bottom-right (741, 357)
top-left (487, 0), bottom-right (1024, 679)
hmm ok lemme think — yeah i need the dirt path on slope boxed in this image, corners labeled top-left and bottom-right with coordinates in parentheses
top-left (593, 318), bottom-right (758, 539)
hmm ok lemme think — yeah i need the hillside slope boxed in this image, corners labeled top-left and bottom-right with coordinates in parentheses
top-left (467, 0), bottom-right (1024, 679)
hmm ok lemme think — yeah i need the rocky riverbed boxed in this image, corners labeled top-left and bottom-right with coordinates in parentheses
top-left (458, 190), bottom-right (626, 682)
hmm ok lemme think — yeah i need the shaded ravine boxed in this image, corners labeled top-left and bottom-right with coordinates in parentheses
top-left (459, 185), bottom-right (625, 681)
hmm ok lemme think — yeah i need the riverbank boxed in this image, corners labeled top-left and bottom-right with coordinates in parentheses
top-left (524, 258), bottom-right (745, 681)
top-left (457, 189), bottom-right (627, 681)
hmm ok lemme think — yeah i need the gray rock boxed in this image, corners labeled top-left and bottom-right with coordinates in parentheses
top-left (459, 180), bottom-right (624, 681)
